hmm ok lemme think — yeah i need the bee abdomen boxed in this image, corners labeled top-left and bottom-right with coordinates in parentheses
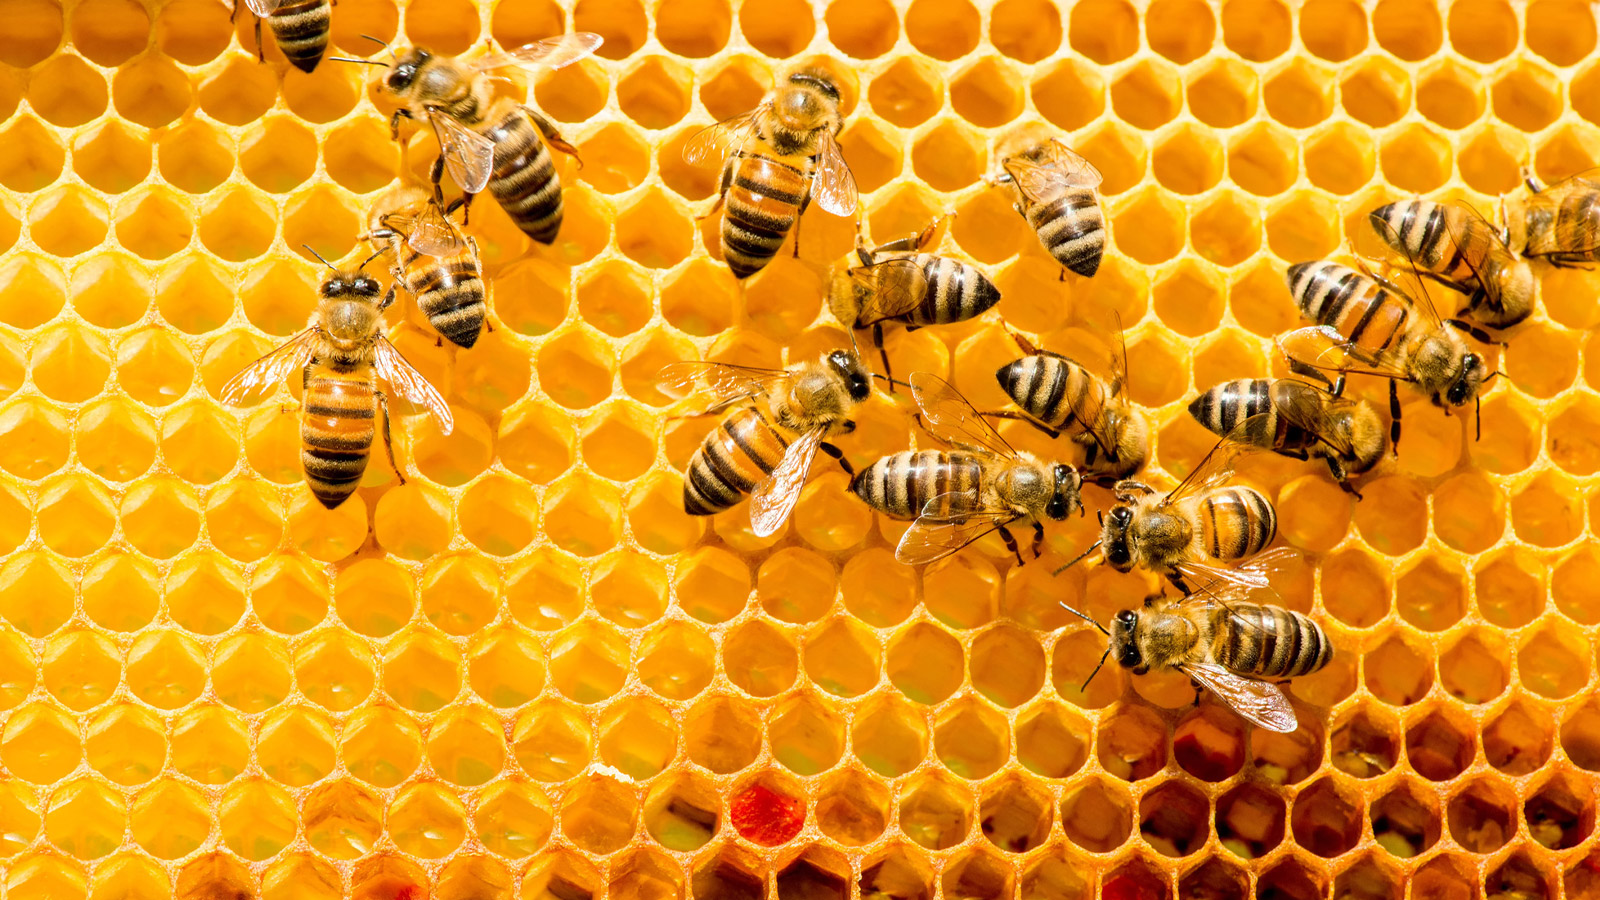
top-left (722, 156), bottom-right (807, 279)
top-left (267, 0), bottom-right (330, 72)
top-left (301, 375), bottom-right (376, 509)
top-left (1554, 190), bottom-right (1600, 262)
top-left (682, 408), bottom-right (789, 516)
top-left (1198, 486), bottom-right (1276, 562)
top-left (1028, 191), bottom-right (1105, 277)
top-left (1218, 605), bottom-right (1333, 679)
top-left (907, 255), bottom-right (1001, 326)
top-left (1285, 261), bottom-right (1409, 353)
top-left (1189, 379), bottom-right (1313, 450)
top-left (407, 254), bottom-right (486, 348)
top-left (850, 450), bottom-right (983, 519)
top-left (486, 108), bottom-right (563, 244)
top-left (997, 354), bottom-right (1094, 431)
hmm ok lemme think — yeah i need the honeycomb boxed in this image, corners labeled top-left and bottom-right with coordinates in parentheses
top-left (4, 0), bottom-right (1600, 897)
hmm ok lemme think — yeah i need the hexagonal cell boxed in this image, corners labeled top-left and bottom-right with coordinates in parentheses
top-left (29, 186), bottom-right (110, 258)
top-left (1066, 0), bottom-right (1139, 64)
top-left (804, 618), bottom-right (881, 699)
top-left (1229, 123), bottom-right (1298, 197)
top-left (1057, 777), bottom-right (1131, 853)
top-left (740, 0), bottom-right (816, 57)
top-left (1510, 473), bottom-right (1584, 549)
top-left (1528, 0), bottom-right (1597, 65)
top-left (940, 846), bottom-right (1013, 899)
top-left (723, 618), bottom-right (798, 698)
top-left (1487, 853), bottom-right (1555, 900)
top-left (1445, 778), bottom-right (1517, 853)
top-left (1145, 0), bottom-right (1216, 63)
top-left (1492, 61), bottom-right (1563, 133)
top-left (729, 772), bottom-right (805, 847)
top-left (1264, 59), bottom-right (1333, 129)
top-left (1519, 625), bottom-right (1591, 700)
top-left (1096, 704), bottom-right (1168, 781)
top-left (295, 630), bottom-right (376, 712)
top-left (1111, 189), bottom-right (1185, 266)
top-left (1222, 0), bottom-right (1292, 61)
top-left (84, 704), bottom-right (164, 785)
top-left (1152, 125), bottom-right (1224, 197)
top-left (949, 56), bottom-right (1023, 128)
top-left (1152, 260), bottom-right (1226, 338)
top-left (966, 624), bottom-right (1045, 709)
top-left (977, 778), bottom-right (1054, 854)
top-left (382, 631), bottom-right (464, 713)
top-left (1507, 323), bottom-right (1580, 399)
top-left (618, 56), bottom-right (692, 130)
top-left (1136, 781), bottom-right (1209, 859)
top-left (0, 552), bottom-right (74, 638)
top-left (898, 773), bottom-right (972, 850)
top-left (909, 121), bottom-right (984, 194)
top-left (1187, 59), bottom-right (1257, 129)
top-left (1031, 59), bottom-right (1104, 133)
top-left (1366, 779), bottom-right (1441, 859)
top-left (1447, 0), bottom-right (1518, 62)
top-left (28, 54), bottom-right (109, 127)
top-left (1414, 59), bottom-right (1484, 131)
top-left (1341, 57), bottom-right (1411, 128)
top-left (1165, 706), bottom-right (1244, 783)
top-left (1110, 60), bottom-right (1183, 130)
top-left (859, 843), bottom-right (935, 900)
top-left (1287, 777), bottom-right (1361, 858)
top-left (933, 699), bottom-right (1008, 779)
top-left (867, 56), bottom-right (943, 128)
top-left (1523, 772), bottom-right (1595, 850)
top-left (1372, 0), bottom-right (1443, 59)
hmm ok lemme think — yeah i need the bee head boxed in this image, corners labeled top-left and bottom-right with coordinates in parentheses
top-left (1102, 505), bottom-right (1135, 570)
top-left (1045, 465), bottom-right (1080, 520)
top-left (385, 48), bottom-right (431, 93)
top-left (776, 71), bottom-right (839, 131)
top-left (1446, 352), bottom-right (1484, 407)
top-left (826, 349), bottom-right (872, 402)
top-left (1110, 609), bottom-right (1142, 668)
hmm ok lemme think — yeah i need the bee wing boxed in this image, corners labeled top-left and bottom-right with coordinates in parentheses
top-left (850, 258), bottom-right (928, 322)
top-left (431, 112), bottom-right (495, 195)
top-left (219, 328), bottom-right (319, 407)
top-left (1003, 139), bottom-right (1102, 203)
top-left (681, 108), bottom-right (763, 170)
top-left (1542, 177), bottom-right (1600, 259)
top-left (405, 199), bottom-right (467, 257)
top-left (1272, 382), bottom-right (1362, 460)
top-left (1162, 417), bottom-right (1265, 505)
top-left (374, 336), bottom-right (454, 435)
top-left (1182, 662), bottom-right (1299, 733)
top-left (473, 32), bottom-right (605, 72)
top-left (243, 0), bottom-right (287, 17)
top-left (1174, 547), bottom-right (1298, 597)
top-left (656, 361), bottom-right (792, 405)
top-left (895, 494), bottom-right (1019, 566)
top-left (1353, 225), bottom-right (1445, 329)
top-left (1276, 325), bottom-right (1415, 384)
top-left (811, 132), bottom-right (859, 217)
top-left (909, 371), bottom-right (1016, 458)
top-left (748, 427), bottom-right (825, 537)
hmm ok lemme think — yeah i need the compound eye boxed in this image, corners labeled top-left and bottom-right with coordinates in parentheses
top-left (1115, 610), bottom-right (1137, 626)
top-left (322, 280), bottom-right (345, 297)
top-left (355, 277), bottom-right (380, 294)
top-left (1111, 507), bottom-right (1133, 526)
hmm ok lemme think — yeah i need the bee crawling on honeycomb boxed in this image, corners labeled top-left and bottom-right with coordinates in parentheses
top-left (989, 127), bottom-right (1109, 279)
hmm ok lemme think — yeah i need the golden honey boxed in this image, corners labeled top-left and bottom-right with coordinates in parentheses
top-left (2, 0), bottom-right (1600, 897)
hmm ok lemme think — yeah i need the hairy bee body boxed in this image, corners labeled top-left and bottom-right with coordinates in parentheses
top-left (831, 252), bottom-right (1001, 330)
top-left (1189, 379), bottom-right (1385, 486)
top-left (849, 450), bottom-right (986, 519)
top-left (684, 406), bottom-right (797, 516)
top-left (483, 107), bottom-right (564, 244)
top-left (1025, 188), bottom-right (1105, 277)
top-left (1369, 200), bottom-right (1533, 328)
top-left (302, 366), bottom-right (381, 508)
top-left (996, 351), bottom-right (1147, 483)
top-left (367, 188), bottom-right (487, 349)
top-left (1513, 173), bottom-right (1600, 267)
top-left (1192, 487), bottom-right (1278, 564)
top-left (723, 155), bottom-right (812, 278)
top-left (261, 0), bottom-right (330, 72)
top-left (1111, 601), bottom-right (1332, 680)
top-left (1103, 483), bottom-right (1277, 585)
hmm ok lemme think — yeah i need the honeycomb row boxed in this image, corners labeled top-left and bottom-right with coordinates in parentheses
top-left (3, 0), bottom-right (1597, 72)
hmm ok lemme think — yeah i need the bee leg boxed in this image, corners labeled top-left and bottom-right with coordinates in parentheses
top-left (388, 108), bottom-right (413, 142)
top-left (526, 108), bottom-right (582, 165)
top-left (997, 525), bottom-right (1025, 567)
top-left (872, 322), bottom-right (895, 394)
top-left (819, 442), bottom-right (854, 477)
top-left (375, 390), bottom-right (407, 486)
top-left (792, 192), bottom-right (810, 259)
top-left (1446, 318), bottom-right (1497, 346)
top-left (428, 154), bottom-right (448, 207)
top-left (1168, 571), bottom-right (1192, 595)
top-left (1031, 521), bottom-right (1045, 559)
top-left (254, 14), bottom-right (265, 63)
top-left (1388, 379), bottom-right (1402, 448)
top-left (982, 410), bottom-right (1060, 439)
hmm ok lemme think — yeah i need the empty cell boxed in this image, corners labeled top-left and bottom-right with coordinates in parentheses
top-left (43, 631), bottom-right (121, 712)
top-left (947, 57), bottom-right (1023, 128)
top-left (1302, 123), bottom-right (1375, 197)
top-left (498, 403), bottom-right (575, 486)
top-left (1456, 122), bottom-right (1525, 199)
top-left (941, 847), bottom-right (1013, 899)
top-left (1445, 778), bottom-right (1516, 852)
top-left (921, 553), bottom-right (1000, 629)
top-left (1263, 60), bottom-right (1333, 129)
top-left (79, 553), bottom-right (158, 634)
top-left (128, 630), bottom-right (207, 710)
top-left (334, 558), bottom-right (415, 637)
top-left (471, 781), bottom-right (554, 860)
top-left (547, 621), bottom-right (627, 704)
top-left (576, 260), bottom-right (652, 338)
top-left (115, 186), bottom-right (195, 259)
top-left (383, 631), bottom-right (465, 713)
top-left (1146, 0), bottom-right (1216, 63)
top-left (0, 116), bottom-right (65, 192)
top-left (1179, 858), bottom-right (1248, 900)
top-left (48, 779), bottom-right (128, 859)
top-left (1259, 860), bottom-right (1326, 900)
top-left (250, 554), bottom-right (328, 635)
top-left (283, 188), bottom-right (360, 265)
top-left (618, 56), bottom-right (691, 130)
top-left (1297, 0), bottom-right (1367, 61)
top-left (1365, 635), bottom-right (1432, 706)
top-left (1341, 58), bottom-right (1410, 128)
top-left (0, 0), bottom-right (63, 65)
top-left (1474, 701), bottom-right (1552, 780)
top-left (75, 397), bottom-right (155, 480)
top-left (1492, 62), bottom-right (1563, 133)
top-left (1229, 124), bottom-right (1298, 197)
top-left (1153, 126), bottom-right (1225, 198)
top-left (295, 630), bottom-right (376, 711)
top-left (753, 548), bottom-right (834, 624)
top-left (896, 774), bottom-right (971, 850)
top-left (168, 705), bottom-right (250, 785)
top-left (767, 695), bottom-right (843, 776)
top-left (3, 703), bottom-right (83, 785)
top-left (111, 56), bottom-right (190, 131)
top-left (1445, 0), bottom-right (1520, 62)
top-left (675, 545), bottom-right (751, 624)
top-left (1031, 59), bottom-right (1105, 133)
top-left (1095, 704), bottom-right (1168, 781)
top-left (1288, 778), bottom-right (1360, 858)
top-left (591, 554), bottom-right (667, 627)
top-left (1487, 853), bottom-right (1555, 900)
top-left (1112, 190), bottom-right (1184, 266)
top-left (1520, 626), bottom-right (1591, 699)
top-left (74, 121), bottom-right (151, 199)
top-left (28, 54), bottom-right (108, 127)
top-left (1152, 261), bottom-right (1225, 338)
top-left (1440, 628), bottom-right (1509, 704)
top-left (1067, 0), bottom-right (1138, 63)
top-left (1222, 0), bottom-right (1292, 60)
top-left (1393, 557), bottom-right (1464, 631)
top-left (120, 478), bottom-right (201, 559)
top-left (1111, 60), bottom-right (1182, 130)
top-left (544, 474), bottom-right (622, 555)
top-left (1351, 475), bottom-right (1427, 555)
top-left (257, 707), bottom-right (336, 785)
top-left (1058, 777), bottom-right (1132, 853)
top-left (598, 698), bottom-right (676, 780)
top-left (910, 121), bottom-right (984, 194)
top-left (689, 845), bottom-right (766, 900)
top-left (1189, 59), bottom-right (1258, 128)
top-left (1368, 780), bottom-right (1441, 858)
top-left (868, 57), bottom-right (943, 127)
top-left (29, 187), bottom-right (110, 259)
top-left (1415, 60), bottom-right (1484, 130)
top-left (805, 618), bottom-right (881, 698)
top-left (197, 58), bottom-right (275, 125)
top-left (1373, 0), bottom-right (1443, 59)
top-left (417, 556), bottom-right (497, 638)
top-left (36, 474), bottom-right (115, 558)
top-left (969, 624), bottom-right (1045, 708)
top-left (1139, 782), bottom-right (1209, 858)
top-left (1511, 473), bottom-right (1584, 548)
top-left (1537, 125), bottom-right (1600, 190)
top-left (539, 330), bottom-right (616, 409)
top-left (933, 700), bottom-right (1008, 779)
top-left (198, 188), bottom-right (277, 262)
top-left (1330, 706), bottom-right (1400, 779)
top-left (1528, 0), bottom-right (1598, 64)
top-left (466, 628), bottom-right (545, 709)
top-left (508, 701), bottom-right (591, 783)
top-left (1124, 329), bottom-right (1190, 409)
top-left (0, 552), bottom-right (73, 637)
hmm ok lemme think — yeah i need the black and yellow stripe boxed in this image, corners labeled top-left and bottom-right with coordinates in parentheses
top-left (1196, 486), bottom-right (1276, 563)
top-left (997, 353), bottom-right (1104, 432)
top-left (301, 371), bottom-right (376, 509)
top-left (1286, 260), bottom-right (1411, 356)
top-left (1026, 189), bottom-right (1105, 277)
top-left (1188, 379), bottom-right (1314, 452)
top-left (268, 0), bottom-right (329, 73)
top-left (401, 245), bottom-right (485, 348)
top-left (683, 408), bottom-right (791, 516)
top-left (1543, 188), bottom-right (1600, 265)
top-left (485, 108), bottom-right (563, 245)
top-left (1213, 604), bottom-right (1333, 679)
top-left (722, 154), bottom-right (809, 279)
top-left (891, 254), bottom-right (1001, 327)
top-left (849, 450), bottom-right (984, 520)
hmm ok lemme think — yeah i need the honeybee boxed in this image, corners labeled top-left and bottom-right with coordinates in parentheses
top-left (684, 67), bottom-right (859, 279)
top-left (1279, 254), bottom-right (1496, 446)
top-left (221, 250), bottom-right (454, 510)
top-left (363, 187), bottom-right (486, 349)
top-left (1368, 199), bottom-right (1534, 329)
top-left (1062, 432), bottom-right (1278, 593)
top-left (1062, 564), bottom-right (1330, 733)
top-left (1507, 169), bottom-right (1600, 268)
top-left (661, 350), bottom-right (872, 537)
top-left (827, 215), bottom-right (1001, 385)
top-left (1188, 379), bottom-right (1386, 496)
top-left (851, 373), bottom-right (1082, 567)
top-left (352, 33), bottom-right (603, 244)
top-left (994, 329), bottom-right (1148, 487)
top-left (991, 137), bottom-right (1106, 279)
top-left (234, 0), bottom-right (330, 73)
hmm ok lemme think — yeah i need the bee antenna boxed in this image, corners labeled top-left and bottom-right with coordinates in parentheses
top-left (329, 57), bottom-right (390, 67)
top-left (361, 33), bottom-right (397, 61)
top-left (1080, 647), bottom-right (1111, 693)
top-left (870, 373), bottom-right (912, 389)
top-left (1052, 540), bottom-right (1102, 577)
top-left (1476, 391), bottom-right (1482, 442)
top-left (357, 248), bottom-right (384, 270)
top-left (302, 244), bottom-right (336, 270)
top-left (1059, 602), bottom-right (1109, 636)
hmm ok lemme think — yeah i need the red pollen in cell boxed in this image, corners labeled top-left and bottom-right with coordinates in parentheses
top-left (730, 781), bottom-right (806, 845)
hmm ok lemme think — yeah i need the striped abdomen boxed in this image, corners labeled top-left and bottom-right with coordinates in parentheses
top-left (1025, 188), bottom-right (1105, 277)
top-left (722, 154), bottom-right (808, 279)
top-left (1286, 261), bottom-right (1411, 356)
top-left (1213, 604), bottom-right (1333, 679)
top-left (485, 108), bottom-right (562, 244)
top-left (1188, 379), bottom-right (1316, 454)
top-left (997, 353), bottom-right (1106, 433)
top-left (1529, 188), bottom-right (1600, 263)
top-left (850, 450), bottom-right (984, 520)
top-left (878, 254), bottom-right (1001, 327)
top-left (1370, 200), bottom-right (1484, 286)
top-left (1195, 486), bottom-right (1276, 563)
top-left (402, 246), bottom-right (485, 348)
top-left (683, 407), bottom-right (791, 516)
top-left (267, 0), bottom-right (329, 73)
top-left (301, 371), bottom-right (376, 509)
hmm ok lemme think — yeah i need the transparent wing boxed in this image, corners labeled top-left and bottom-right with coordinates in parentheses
top-left (909, 372), bottom-right (1016, 457)
top-left (850, 258), bottom-right (928, 322)
top-left (1353, 226), bottom-right (1443, 329)
top-left (895, 493), bottom-right (1018, 566)
top-left (1277, 325), bottom-right (1414, 384)
top-left (474, 32), bottom-right (605, 72)
top-left (811, 133), bottom-right (859, 217)
top-left (374, 337), bottom-right (454, 434)
top-left (1544, 178), bottom-right (1600, 259)
top-left (1273, 381), bottom-right (1360, 460)
top-left (219, 329), bottom-right (318, 407)
top-left (657, 361), bottom-right (792, 404)
top-left (244, 0), bottom-right (287, 17)
top-left (406, 199), bottom-right (466, 257)
top-left (748, 427), bottom-right (825, 537)
top-left (1182, 662), bottom-right (1299, 733)
top-left (1163, 417), bottom-right (1266, 506)
top-left (1003, 139), bottom-right (1102, 203)
top-left (432, 113), bottom-right (495, 195)
top-left (1178, 546), bottom-right (1298, 598)
top-left (682, 109), bottom-right (762, 170)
